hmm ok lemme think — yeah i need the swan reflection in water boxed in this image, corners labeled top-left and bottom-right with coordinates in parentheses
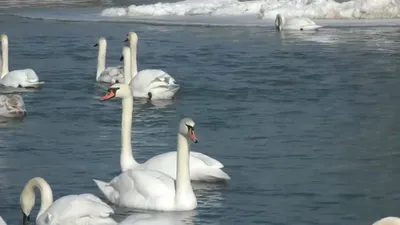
top-left (116, 209), bottom-right (197, 225)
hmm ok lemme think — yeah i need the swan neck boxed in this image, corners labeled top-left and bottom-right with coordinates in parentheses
top-left (21, 177), bottom-right (53, 220)
top-left (1, 38), bottom-right (9, 78)
top-left (120, 96), bottom-right (137, 172)
top-left (129, 38), bottom-right (138, 78)
top-left (96, 41), bottom-right (106, 80)
top-left (123, 48), bottom-right (131, 85)
top-left (175, 133), bottom-right (193, 202)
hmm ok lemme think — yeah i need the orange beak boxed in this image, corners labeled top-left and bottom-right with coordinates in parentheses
top-left (101, 90), bottom-right (115, 101)
top-left (188, 129), bottom-right (198, 143)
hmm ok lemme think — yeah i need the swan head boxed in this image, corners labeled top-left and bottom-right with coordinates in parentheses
top-left (20, 184), bottom-right (35, 223)
top-left (124, 32), bottom-right (138, 43)
top-left (0, 34), bottom-right (8, 44)
top-left (179, 118), bottom-right (198, 143)
top-left (275, 14), bottom-right (284, 31)
top-left (101, 83), bottom-right (131, 101)
top-left (94, 37), bottom-right (106, 47)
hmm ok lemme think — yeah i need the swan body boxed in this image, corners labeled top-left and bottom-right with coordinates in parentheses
top-left (0, 94), bottom-right (26, 118)
top-left (94, 104), bottom-right (198, 211)
top-left (20, 177), bottom-right (117, 225)
top-left (275, 14), bottom-right (322, 31)
top-left (0, 34), bottom-right (44, 88)
top-left (94, 37), bottom-right (125, 84)
top-left (124, 32), bottom-right (180, 100)
top-left (373, 217), bottom-right (400, 225)
top-left (101, 55), bottom-right (230, 182)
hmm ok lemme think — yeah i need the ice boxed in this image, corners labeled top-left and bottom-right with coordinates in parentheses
top-left (101, 0), bottom-right (400, 19)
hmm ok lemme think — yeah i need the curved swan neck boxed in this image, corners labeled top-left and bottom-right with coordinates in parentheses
top-left (96, 41), bottom-right (106, 80)
top-left (175, 133), bottom-right (193, 202)
top-left (120, 95), bottom-right (137, 172)
top-left (20, 177), bottom-right (53, 220)
top-left (129, 38), bottom-right (138, 78)
top-left (1, 37), bottom-right (9, 78)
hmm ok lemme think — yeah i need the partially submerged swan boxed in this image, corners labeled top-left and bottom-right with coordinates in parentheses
top-left (94, 37), bottom-right (124, 84)
top-left (0, 34), bottom-right (44, 88)
top-left (20, 177), bottom-right (116, 225)
top-left (0, 94), bottom-right (26, 118)
top-left (275, 14), bottom-right (322, 31)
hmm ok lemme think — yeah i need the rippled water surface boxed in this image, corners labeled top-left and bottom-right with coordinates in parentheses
top-left (0, 12), bottom-right (400, 225)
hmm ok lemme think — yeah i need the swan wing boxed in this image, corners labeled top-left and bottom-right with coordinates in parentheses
top-left (98, 66), bottom-right (124, 84)
top-left (130, 69), bottom-right (180, 99)
top-left (37, 194), bottom-right (116, 225)
top-left (286, 18), bottom-right (316, 27)
top-left (189, 152), bottom-right (224, 168)
top-left (0, 69), bottom-right (43, 88)
top-left (140, 151), bottom-right (228, 181)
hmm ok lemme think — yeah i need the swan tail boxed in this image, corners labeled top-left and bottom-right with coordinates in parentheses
top-left (193, 168), bottom-right (231, 182)
top-left (93, 179), bottom-right (119, 204)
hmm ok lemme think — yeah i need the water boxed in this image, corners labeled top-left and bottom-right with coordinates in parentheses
top-left (0, 4), bottom-right (400, 225)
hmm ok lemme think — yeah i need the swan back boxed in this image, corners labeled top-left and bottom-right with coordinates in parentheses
top-left (20, 177), bottom-right (53, 219)
top-left (373, 217), bottom-right (400, 225)
top-left (36, 194), bottom-right (116, 225)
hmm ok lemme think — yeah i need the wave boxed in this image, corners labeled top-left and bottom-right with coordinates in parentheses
top-left (101, 0), bottom-right (400, 19)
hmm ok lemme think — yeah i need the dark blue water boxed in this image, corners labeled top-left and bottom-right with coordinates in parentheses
top-left (0, 12), bottom-right (400, 225)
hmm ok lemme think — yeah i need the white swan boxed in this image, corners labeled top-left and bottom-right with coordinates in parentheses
top-left (0, 216), bottom-right (6, 225)
top-left (94, 116), bottom-right (198, 211)
top-left (123, 32), bottom-right (180, 100)
top-left (99, 54), bottom-right (230, 181)
top-left (20, 177), bottom-right (117, 225)
top-left (275, 14), bottom-right (322, 31)
top-left (373, 217), bottom-right (400, 225)
top-left (94, 37), bottom-right (125, 84)
top-left (0, 34), bottom-right (44, 88)
top-left (0, 94), bottom-right (26, 118)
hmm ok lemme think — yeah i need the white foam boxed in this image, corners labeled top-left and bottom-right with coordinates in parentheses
top-left (101, 0), bottom-right (400, 19)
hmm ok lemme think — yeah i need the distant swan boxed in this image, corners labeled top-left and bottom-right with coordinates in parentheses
top-left (0, 94), bottom-right (26, 118)
top-left (123, 32), bottom-right (180, 100)
top-left (101, 48), bottom-right (230, 182)
top-left (373, 217), bottom-right (400, 225)
top-left (94, 116), bottom-right (198, 211)
top-left (275, 14), bottom-right (322, 31)
top-left (20, 177), bottom-right (117, 225)
top-left (94, 37), bottom-right (124, 84)
top-left (0, 34), bottom-right (44, 88)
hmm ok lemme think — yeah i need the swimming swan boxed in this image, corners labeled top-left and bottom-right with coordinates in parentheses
top-left (0, 94), bottom-right (26, 118)
top-left (122, 32), bottom-right (180, 100)
top-left (373, 217), bottom-right (400, 225)
top-left (94, 116), bottom-right (199, 211)
top-left (20, 177), bottom-right (117, 225)
top-left (100, 53), bottom-right (230, 182)
top-left (0, 34), bottom-right (44, 88)
top-left (94, 37), bottom-right (124, 84)
top-left (275, 14), bottom-right (322, 31)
